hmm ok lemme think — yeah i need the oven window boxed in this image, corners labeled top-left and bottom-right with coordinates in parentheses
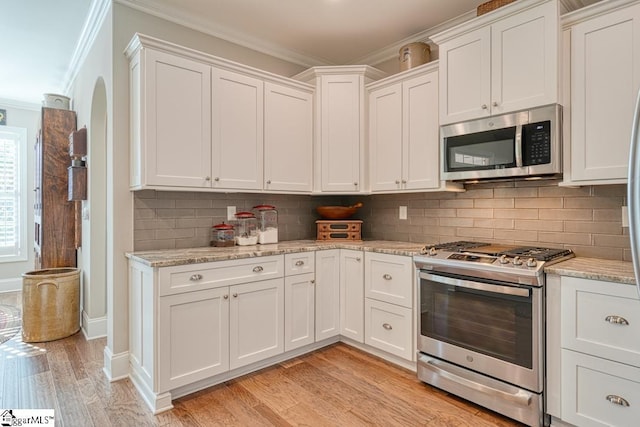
top-left (445, 127), bottom-right (517, 172)
top-left (420, 277), bottom-right (532, 369)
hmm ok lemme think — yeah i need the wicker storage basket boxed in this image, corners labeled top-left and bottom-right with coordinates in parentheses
top-left (22, 268), bottom-right (80, 342)
top-left (477, 0), bottom-right (517, 16)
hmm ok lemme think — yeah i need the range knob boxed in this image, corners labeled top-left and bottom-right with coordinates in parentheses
top-left (498, 254), bottom-right (509, 264)
top-left (526, 258), bottom-right (538, 268)
top-left (428, 247), bottom-right (438, 256)
top-left (512, 256), bottom-right (523, 266)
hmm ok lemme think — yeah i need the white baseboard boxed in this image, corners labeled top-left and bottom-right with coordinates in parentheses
top-left (0, 277), bottom-right (21, 293)
top-left (81, 311), bottom-right (107, 340)
top-left (103, 346), bottom-right (129, 382)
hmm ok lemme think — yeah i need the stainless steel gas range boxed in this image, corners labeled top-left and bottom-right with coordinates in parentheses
top-left (414, 241), bottom-right (574, 427)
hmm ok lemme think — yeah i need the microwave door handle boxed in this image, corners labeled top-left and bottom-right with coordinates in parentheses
top-left (419, 271), bottom-right (530, 298)
top-left (515, 124), bottom-right (523, 168)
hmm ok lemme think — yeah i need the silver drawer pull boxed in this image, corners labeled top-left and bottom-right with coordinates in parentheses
top-left (295, 260), bottom-right (304, 266)
top-left (605, 315), bottom-right (629, 325)
top-left (253, 266), bottom-right (264, 273)
top-left (606, 395), bottom-right (630, 407)
top-left (382, 323), bottom-right (392, 330)
top-left (383, 274), bottom-right (392, 280)
top-left (189, 274), bottom-right (203, 281)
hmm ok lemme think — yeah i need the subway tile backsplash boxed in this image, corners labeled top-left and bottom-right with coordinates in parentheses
top-left (133, 180), bottom-right (630, 261)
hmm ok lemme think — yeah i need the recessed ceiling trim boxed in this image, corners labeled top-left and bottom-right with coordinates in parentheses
top-left (116, 0), bottom-right (334, 68)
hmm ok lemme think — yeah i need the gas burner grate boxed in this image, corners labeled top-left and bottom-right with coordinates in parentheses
top-left (499, 246), bottom-right (574, 262)
top-left (432, 241), bottom-right (489, 252)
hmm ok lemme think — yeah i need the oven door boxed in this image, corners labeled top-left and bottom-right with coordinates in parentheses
top-left (418, 271), bottom-right (543, 393)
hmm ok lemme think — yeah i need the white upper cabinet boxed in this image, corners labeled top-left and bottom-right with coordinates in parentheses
top-left (294, 66), bottom-right (387, 193)
top-left (563, 1), bottom-right (640, 185)
top-left (433, 0), bottom-right (559, 125)
top-left (368, 65), bottom-right (446, 192)
top-left (264, 82), bottom-right (313, 192)
top-left (129, 48), bottom-right (212, 189)
top-left (211, 68), bottom-right (264, 191)
top-left (125, 34), bottom-right (314, 193)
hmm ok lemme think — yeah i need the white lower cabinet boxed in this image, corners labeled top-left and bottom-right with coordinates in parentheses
top-left (364, 299), bottom-right (413, 360)
top-left (548, 274), bottom-right (640, 426)
top-left (315, 249), bottom-right (341, 340)
top-left (363, 252), bottom-right (414, 361)
top-left (229, 278), bottom-right (284, 370)
top-left (340, 249), bottom-right (364, 342)
top-left (284, 272), bottom-right (315, 351)
top-left (158, 287), bottom-right (229, 392)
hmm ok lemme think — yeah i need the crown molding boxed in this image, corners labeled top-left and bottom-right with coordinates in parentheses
top-left (561, 0), bottom-right (640, 27)
top-left (62, 0), bottom-right (112, 97)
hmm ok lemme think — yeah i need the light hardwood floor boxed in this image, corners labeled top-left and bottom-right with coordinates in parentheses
top-left (0, 292), bottom-right (523, 426)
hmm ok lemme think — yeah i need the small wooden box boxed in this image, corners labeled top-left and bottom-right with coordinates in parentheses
top-left (316, 220), bottom-right (362, 241)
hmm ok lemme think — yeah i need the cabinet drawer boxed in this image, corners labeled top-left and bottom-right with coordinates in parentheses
top-left (364, 298), bottom-right (413, 361)
top-left (158, 255), bottom-right (284, 296)
top-left (561, 277), bottom-right (640, 367)
top-left (365, 252), bottom-right (413, 308)
top-left (561, 350), bottom-right (640, 427)
top-left (284, 252), bottom-right (315, 276)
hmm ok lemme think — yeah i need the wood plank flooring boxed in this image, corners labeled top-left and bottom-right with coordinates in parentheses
top-left (0, 292), bottom-right (524, 426)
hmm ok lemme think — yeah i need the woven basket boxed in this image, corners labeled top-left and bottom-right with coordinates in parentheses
top-left (477, 0), bottom-right (517, 16)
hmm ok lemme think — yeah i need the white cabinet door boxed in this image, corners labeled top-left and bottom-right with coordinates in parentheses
top-left (315, 249), bottom-right (341, 340)
top-left (569, 3), bottom-right (640, 183)
top-left (158, 287), bottom-right (229, 392)
top-left (140, 49), bottom-right (212, 188)
top-left (264, 82), bottom-right (313, 192)
top-left (437, 0), bottom-right (558, 124)
top-left (438, 26), bottom-right (491, 124)
top-left (369, 82), bottom-right (403, 191)
top-left (490, 0), bottom-right (558, 115)
top-left (340, 249), bottom-right (364, 342)
top-left (320, 74), bottom-right (363, 192)
top-left (229, 278), bottom-right (284, 370)
top-left (284, 272), bottom-right (315, 351)
top-left (403, 70), bottom-right (440, 190)
top-left (211, 68), bottom-right (264, 190)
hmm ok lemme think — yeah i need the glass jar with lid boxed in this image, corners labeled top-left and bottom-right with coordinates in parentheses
top-left (233, 211), bottom-right (258, 245)
top-left (210, 222), bottom-right (235, 247)
top-left (253, 204), bottom-right (278, 244)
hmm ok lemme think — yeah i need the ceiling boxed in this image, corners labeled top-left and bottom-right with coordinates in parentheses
top-left (1, 0), bottom-right (600, 106)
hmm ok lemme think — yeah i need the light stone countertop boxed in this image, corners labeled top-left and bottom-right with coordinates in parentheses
top-left (125, 239), bottom-right (429, 267)
top-left (544, 257), bottom-right (636, 286)
top-left (126, 240), bottom-right (638, 287)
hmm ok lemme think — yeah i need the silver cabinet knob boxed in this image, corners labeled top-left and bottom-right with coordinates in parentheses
top-left (382, 323), bottom-right (392, 330)
top-left (223, 294), bottom-right (229, 299)
top-left (383, 274), bottom-right (392, 280)
top-left (295, 260), bottom-right (304, 266)
top-left (266, 180), bottom-right (271, 184)
top-left (214, 177), bottom-right (220, 181)
top-left (310, 279), bottom-right (315, 285)
top-left (233, 293), bottom-right (238, 298)
top-left (189, 274), bottom-right (203, 281)
top-left (356, 257), bottom-right (361, 262)
top-left (354, 182), bottom-right (358, 186)
top-left (481, 104), bottom-right (488, 110)
top-left (401, 179), bottom-right (407, 184)
top-left (253, 266), bottom-right (264, 273)
top-left (205, 176), bottom-right (211, 181)
top-left (605, 315), bottom-right (629, 325)
top-left (395, 180), bottom-right (400, 184)
top-left (492, 101), bottom-right (499, 107)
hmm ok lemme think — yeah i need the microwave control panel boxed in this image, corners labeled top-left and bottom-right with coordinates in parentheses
top-left (522, 121), bottom-right (551, 166)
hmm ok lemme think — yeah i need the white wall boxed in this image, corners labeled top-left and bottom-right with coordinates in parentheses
top-left (0, 102), bottom-right (39, 291)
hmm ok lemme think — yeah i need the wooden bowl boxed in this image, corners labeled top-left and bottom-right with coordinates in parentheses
top-left (316, 202), bottom-right (363, 219)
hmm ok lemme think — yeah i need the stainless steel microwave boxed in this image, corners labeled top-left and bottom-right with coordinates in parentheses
top-left (441, 104), bottom-right (562, 182)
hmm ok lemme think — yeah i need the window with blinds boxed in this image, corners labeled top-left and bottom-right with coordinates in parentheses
top-left (0, 126), bottom-right (27, 261)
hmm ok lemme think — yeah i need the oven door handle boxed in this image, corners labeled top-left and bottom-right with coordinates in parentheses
top-left (419, 355), bottom-right (533, 407)
top-left (419, 271), bottom-right (530, 298)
